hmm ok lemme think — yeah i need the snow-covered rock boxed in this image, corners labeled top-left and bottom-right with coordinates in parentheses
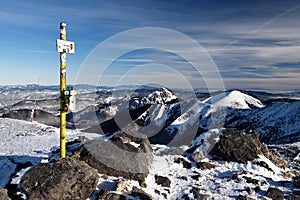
top-left (204, 90), bottom-right (265, 109)
top-left (139, 87), bottom-right (178, 106)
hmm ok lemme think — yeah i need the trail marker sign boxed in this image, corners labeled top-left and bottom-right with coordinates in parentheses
top-left (56, 39), bottom-right (75, 54)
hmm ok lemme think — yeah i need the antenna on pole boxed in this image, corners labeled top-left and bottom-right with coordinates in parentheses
top-left (31, 78), bottom-right (40, 122)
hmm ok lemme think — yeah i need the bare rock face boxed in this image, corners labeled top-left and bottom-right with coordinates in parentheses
top-left (76, 131), bottom-right (153, 184)
top-left (0, 187), bottom-right (10, 200)
top-left (20, 158), bottom-right (99, 200)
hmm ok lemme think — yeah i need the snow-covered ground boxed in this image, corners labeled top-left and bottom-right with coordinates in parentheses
top-left (146, 151), bottom-right (292, 199)
top-left (0, 118), bottom-right (99, 188)
top-left (0, 118), bottom-right (297, 199)
top-left (0, 87), bottom-right (299, 199)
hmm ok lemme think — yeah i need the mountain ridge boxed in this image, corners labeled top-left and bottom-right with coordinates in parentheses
top-left (1, 86), bottom-right (299, 145)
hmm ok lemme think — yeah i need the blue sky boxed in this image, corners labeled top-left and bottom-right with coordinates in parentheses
top-left (1, 0), bottom-right (300, 90)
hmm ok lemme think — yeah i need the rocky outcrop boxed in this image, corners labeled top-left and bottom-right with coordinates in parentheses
top-left (0, 187), bottom-right (10, 200)
top-left (97, 180), bottom-right (152, 200)
top-left (155, 175), bottom-right (171, 187)
top-left (158, 147), bottom-right (185, 156)
top-left (76, 131), bottom-right (153, 184)
top-left (293, 176), bottom-right (300, 188)
top-left (130, 187), bottom-right (152, 200)
top-left (174, 157), bottom-right (192, 169)
top-left (20, 158), bottom-right (98, 200)
top-left (179, 187), bottom-right (211, 200)
top-left (114, 180), bottom-right (132, 193)
top-left (209, 129), bottom-right (287, 169)
top-left (196, 162), bottom-right (216, 170)
top-left (209, 129), bottom-right (268, 163)
top-left (97, 190), bottom-right (126, 200)
top-left (264, 187), bottom-right (284, 200)
top-left (265, 149), bottom-right (288, 169)
top-left (190, 150), bottom-right (205, 162)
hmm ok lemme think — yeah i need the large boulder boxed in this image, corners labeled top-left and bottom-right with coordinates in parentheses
top-left (20, 158), bottom-right (99, 200)
top-left (209, 129), bottom-right (288, 169)
top-left (154, 175), bottom-right (171, 187)
top-left (265, 187), bottom-right (284, 200)
top-left (76, 131), bottom-right (153, 184)
top-left (210, 129), bottom-right (267, 163)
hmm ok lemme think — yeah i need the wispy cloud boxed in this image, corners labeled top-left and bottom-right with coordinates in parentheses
top-left (2, 0), bottom-right (300, 89)
top-left (20, 49), bottom-right (56, 54)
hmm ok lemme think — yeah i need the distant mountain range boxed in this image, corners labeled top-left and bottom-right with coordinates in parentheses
top-left (86, 88), bottom-right (299, 145)
top-left (0, 85), bottom-right (299, 145)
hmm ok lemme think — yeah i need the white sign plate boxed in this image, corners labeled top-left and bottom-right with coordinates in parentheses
top-left (56, 39), bottom-right (75, 54)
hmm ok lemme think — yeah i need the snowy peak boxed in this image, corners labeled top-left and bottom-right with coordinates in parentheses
top-left (203, 90), bottom-right (264, 109)
top-left (141, 87), bottom-right (178, 105)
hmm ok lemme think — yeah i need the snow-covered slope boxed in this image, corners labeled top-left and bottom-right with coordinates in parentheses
top-left (204, 90), bottom-right (264, 109)
top-left (133, 95), bottom-right (209, 146)
top-left (226, 100), bottom-right (300, 143)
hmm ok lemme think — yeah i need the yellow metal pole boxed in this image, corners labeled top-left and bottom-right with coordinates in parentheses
top-left (60, 22), bottom-right (67, 158)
